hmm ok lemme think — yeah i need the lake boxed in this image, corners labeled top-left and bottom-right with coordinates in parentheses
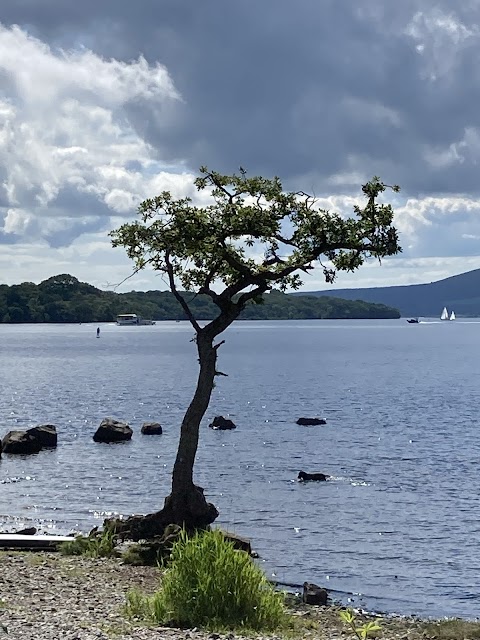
top-left (0, 319), bottom-right (479, 619)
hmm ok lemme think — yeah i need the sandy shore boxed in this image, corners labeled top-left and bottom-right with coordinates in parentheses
top-left (0, 551), bottom-right (442, 640)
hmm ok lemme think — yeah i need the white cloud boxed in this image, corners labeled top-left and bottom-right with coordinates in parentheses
top-left (0, 23), bottom-right (195, 247)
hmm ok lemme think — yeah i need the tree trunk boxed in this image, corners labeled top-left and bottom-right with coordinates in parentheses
top-left (165, 330), bottom-right (219, 525)
top-left (105, 329), bottom-right (220, 540)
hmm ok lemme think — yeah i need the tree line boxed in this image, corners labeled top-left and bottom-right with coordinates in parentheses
top-left (0, 273), bottom-right (400, 323)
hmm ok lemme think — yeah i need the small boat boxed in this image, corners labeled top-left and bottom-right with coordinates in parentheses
top-left (116, 314), bottom-right (156, 326)
top-left (407, 318), bottom-right (419, 324)
top-left (450, 310), bottom-right (456, 321)
top-left (440, 307), bottom-right (449, 321)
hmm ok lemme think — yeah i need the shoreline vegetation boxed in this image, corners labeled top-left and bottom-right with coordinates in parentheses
top-left (0, 550), bottom-right (475, 640)
top-left (0, 273), bottom-right (400, 323)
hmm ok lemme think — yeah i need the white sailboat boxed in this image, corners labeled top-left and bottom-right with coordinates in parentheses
top-left (440, 307), bottom-right (449, 321)
top-left (450, 310), bottom-right (456, 321)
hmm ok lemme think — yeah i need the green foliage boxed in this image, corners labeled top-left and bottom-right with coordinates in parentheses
top-left (59, 530), bottom-right (118, 559)
top-left (125, 529), bottom-right (287, 631)
top-left (339, 608), bottom-right (382, 640)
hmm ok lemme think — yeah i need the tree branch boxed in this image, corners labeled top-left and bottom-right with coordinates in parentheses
top-left (111, 261), bottom-right (153, 292)
top-left (165, 252), bottom-right (201, 333)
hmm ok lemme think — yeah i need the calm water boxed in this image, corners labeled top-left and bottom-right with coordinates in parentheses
top-left (0, 319), bottom-right (479, 619)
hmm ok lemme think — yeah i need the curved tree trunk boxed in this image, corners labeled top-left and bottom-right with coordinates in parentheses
top-left (106, 329), bottom-right (221, 540)
top-left (164, 330), bottom-right (219, 526)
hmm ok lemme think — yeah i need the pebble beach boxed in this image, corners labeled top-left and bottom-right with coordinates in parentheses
top-left (0, 551), bottom-right (438, 640)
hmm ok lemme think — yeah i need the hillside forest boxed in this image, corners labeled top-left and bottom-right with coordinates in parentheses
top-left (0, 274), bottom-right (400, 323)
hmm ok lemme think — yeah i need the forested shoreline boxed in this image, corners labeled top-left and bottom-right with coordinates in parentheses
top-left (0, 274), bottom-right (400, 322)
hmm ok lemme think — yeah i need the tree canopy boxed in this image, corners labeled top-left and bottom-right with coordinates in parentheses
top-left (112, 168), bottom-right (400, 327)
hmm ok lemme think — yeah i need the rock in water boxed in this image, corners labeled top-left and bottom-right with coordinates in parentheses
top-left (93, 418), bottom-right (133, 443)
top-left (15, 527), bottom-right (37, 535)
top-left (298, 471), bottom-right (329, 482)
top-left (303, 582), bottom-right (328, 605)
top-left (141, 422), bottom-right (163, 435)
top-left (209, 416), bottom-right (236, 430)
top-left (296, 417), bottom-right (327, 426)
top-left (27, 424), bottom-right (57, 448)
top-left (2, 430), bottom-right (42, 454)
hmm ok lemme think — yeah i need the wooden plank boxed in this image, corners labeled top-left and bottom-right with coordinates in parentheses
top-left (0, 534), bottom-right (75, 549)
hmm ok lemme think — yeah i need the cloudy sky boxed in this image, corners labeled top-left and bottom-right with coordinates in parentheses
top-left (1, 1), bottom-right (480, 293)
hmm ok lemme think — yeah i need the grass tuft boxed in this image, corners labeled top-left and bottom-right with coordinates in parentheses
top-left (59, 529), bottom-right (118, 558)
top-left (125, 528), bottom-right (288, 631)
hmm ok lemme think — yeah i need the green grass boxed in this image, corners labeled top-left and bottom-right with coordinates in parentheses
top-left (59, 529), bottom-right (118, 558)
top-left (125, 528), bottom-right (288, 632)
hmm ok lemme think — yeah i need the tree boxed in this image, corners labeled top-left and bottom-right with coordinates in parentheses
top-left (109, 167), bottom-right (401, 538)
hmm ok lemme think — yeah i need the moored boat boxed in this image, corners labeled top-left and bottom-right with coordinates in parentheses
top-left (116, 314), bottom-right (155, 326)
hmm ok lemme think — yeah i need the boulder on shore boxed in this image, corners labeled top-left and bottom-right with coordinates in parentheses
top-left (303, 582), bottom-right (328, 605)
top-left (296, 417), bottom-right (327, 426)
top-left (93, 418), bottom-right (133, 443)
top-left (27, 424), bottom-right (57, 448)
top-left (2, 430), bottom-right (42, 455)
top-left (209, 416), bottom-right (236, 430)
top-left (141, 422), bottom-right (163, 435)
top-left (221, 530), bottom-right (254, 555)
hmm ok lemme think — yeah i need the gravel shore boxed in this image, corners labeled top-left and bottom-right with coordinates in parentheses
top-left (0, 551), bottom-right (438, 640)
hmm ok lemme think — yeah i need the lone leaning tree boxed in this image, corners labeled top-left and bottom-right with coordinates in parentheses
top-left (110, 167), bottom-right (401, 538)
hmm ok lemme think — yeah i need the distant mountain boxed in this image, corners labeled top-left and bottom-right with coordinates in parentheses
top-left (294, 268), bottom-right (480, 317)
top-left (0, 274), bottom-right (400, 323)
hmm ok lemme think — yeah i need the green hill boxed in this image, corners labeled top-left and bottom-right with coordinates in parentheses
top-left (0, 274), bottom-right (400, 322)
top-left (296, 268), bottom-right (480, 317)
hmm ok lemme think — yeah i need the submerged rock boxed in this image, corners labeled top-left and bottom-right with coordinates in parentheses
top-left (141, 422), bottom-right (163, 435)
top-left (209, 416), bottom-right (236, 430)
top-left (14, 527), bottom-right (37, 535)
top-left (93, 418), bottom-right (133, 443)
top-left (298, 471), bottom-right (329, 482)
top-left (296, 417), bottom-right (327, 426)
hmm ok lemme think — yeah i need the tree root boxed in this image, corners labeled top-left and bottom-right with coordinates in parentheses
top-left (104, 484), bottom-right (218, 541)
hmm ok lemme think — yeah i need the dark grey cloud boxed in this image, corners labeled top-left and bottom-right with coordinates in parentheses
top-left (2, 0), bottom-right (480, 198)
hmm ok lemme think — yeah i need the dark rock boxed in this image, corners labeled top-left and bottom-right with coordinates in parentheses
top-left (209, 416), bottom-right (236, 430)
top-left (303, 582), bottom-right (328, 605)
top-left (221, 530), bottom-right (253, 555)
top-left (93, 418), bottom-right (133, 443)
top-left (296, 417), bottom-right (327, 426)
top-left (27, 424), bottom-right (57, 448)
top-left (2, 430), bottom-right (42, 454)
top-left (141, 422), bottom-right (163, 435)
top-left (298, 471), bottom-right (329, 482)
top-left (15, 527), bottom-right (37, 535)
